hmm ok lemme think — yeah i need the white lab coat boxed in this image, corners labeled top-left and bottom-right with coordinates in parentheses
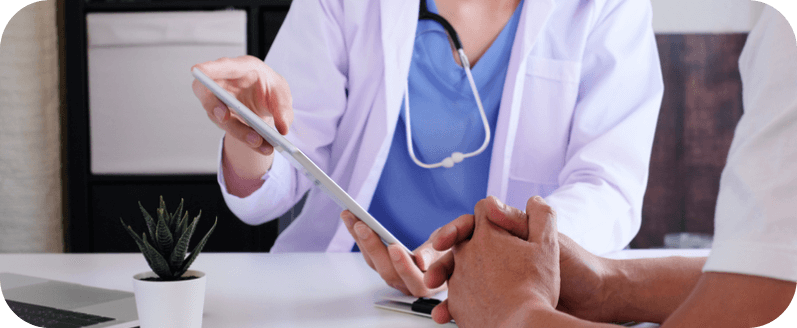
top-left (219, 0), bottom-right (664, 254)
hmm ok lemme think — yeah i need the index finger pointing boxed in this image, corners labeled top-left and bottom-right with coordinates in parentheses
top-left (193, 56), bottom-right (293, 136)
top-left (192, 56), bottom-right (262, 80)
top-left (262, 71), bottom-right (293, 135)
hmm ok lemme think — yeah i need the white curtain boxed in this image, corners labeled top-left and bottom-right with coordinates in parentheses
top-left (0, 0), bottom-right (62, 253)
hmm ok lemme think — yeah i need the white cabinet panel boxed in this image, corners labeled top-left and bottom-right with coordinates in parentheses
top-left (88, 11), bottom-right (245, 174)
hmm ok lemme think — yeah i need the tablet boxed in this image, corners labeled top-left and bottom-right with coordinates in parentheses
top-left (192, 68), bottom-right (412, 255)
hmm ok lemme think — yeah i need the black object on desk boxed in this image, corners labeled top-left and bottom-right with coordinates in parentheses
top-left (411, 297), bottom-right (442, 315)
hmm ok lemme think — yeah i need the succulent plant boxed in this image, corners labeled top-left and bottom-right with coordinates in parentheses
top-left (120, 196), bottom-right (217, 281)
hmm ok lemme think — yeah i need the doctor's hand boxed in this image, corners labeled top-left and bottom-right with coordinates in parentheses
top-left (340, 210), bottom-right (448, 297)
top-left (425, 196), bottom-right (616, 323)
top-left (192, 55), bottom-right (293, 155)
top-left (423, 196), bottom-right (561, 326)
top-left (192, 56), bottom-right (294, 196)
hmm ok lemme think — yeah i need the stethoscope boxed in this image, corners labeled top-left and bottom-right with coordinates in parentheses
top-left (404, 0), bottom-right (491, 169)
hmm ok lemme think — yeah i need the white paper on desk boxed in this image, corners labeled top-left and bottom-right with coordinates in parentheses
top-left (373, 289), bottom-right (447, 318)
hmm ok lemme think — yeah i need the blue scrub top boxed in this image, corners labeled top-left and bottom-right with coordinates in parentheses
top-left (365, 0), bottom-right (523, 250)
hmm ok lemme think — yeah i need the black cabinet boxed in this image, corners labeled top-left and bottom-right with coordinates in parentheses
top-left (62, 0), bottom-right (294, 252)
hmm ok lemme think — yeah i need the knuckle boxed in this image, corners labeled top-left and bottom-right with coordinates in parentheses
top-left (393, 259), bottom-right (409, 274)
top-left (546, 206), bottom-right (557, 220)
top-left (486, 195), bottom-right (501, 206)
top-left (539, 204), bottom-right (555, 217)
top-left (525, 196), bottom-right (539, 209)
top-left (526, 197), bottom-right (554, 216)
top-left (475, 198), bottom-right (490, 210)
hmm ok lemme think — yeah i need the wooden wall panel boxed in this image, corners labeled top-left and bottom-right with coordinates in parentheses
top-left (634, 35), bottom-right (687, 248)
top-left (631, 34), bottom-right (747, 248)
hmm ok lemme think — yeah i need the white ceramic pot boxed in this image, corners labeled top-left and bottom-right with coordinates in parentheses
top-left (132, 270), bottom-right (206, 328)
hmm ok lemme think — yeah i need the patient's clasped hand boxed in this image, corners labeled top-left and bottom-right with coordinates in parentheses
top-left (424, 196), bottom-right (617, 326)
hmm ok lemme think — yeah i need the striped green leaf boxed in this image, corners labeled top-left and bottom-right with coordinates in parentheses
top-left (142, 233), bottom-right (174, 279)
top-left (155, 208), bottom-right (173, 257)
top-left (176, 217), bottom-right (217, 277)
top-left (170, 214), bottom-right (199, 273)
top-left (137, 202), bottom-right (157, 245)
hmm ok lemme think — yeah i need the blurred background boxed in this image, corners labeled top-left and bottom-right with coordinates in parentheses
top-left (0, 0), bottom-right (766, 253)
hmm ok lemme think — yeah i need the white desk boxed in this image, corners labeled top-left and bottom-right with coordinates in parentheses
top-left (0, 250), bottom-right (709, 327)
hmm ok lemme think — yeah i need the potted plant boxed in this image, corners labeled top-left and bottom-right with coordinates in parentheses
top-left (120, 196), bottom-right (217, 328)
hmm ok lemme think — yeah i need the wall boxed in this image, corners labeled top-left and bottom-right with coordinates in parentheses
top-left (651, 0), bottom-right (765, 33)
top-left (0, 0), bottom-right (62, 253)
top-left (630, 0), bottom-right (765, 247)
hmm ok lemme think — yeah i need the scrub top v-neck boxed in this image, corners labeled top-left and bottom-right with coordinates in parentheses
top-left (365, 0), bottom-right (524, 250)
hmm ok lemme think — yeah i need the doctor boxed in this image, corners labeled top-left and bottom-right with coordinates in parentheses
top-left (192, 0), bottom-right (663, 296)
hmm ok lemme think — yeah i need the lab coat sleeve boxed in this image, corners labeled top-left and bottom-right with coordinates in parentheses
top-left (544, 0), bottom-right (664, 254)
top-left (217, 0), bottom-right (349, 225)
top-left (703, 6), bottom-right (797, 282)
top-left (217, 136), bottom-right (297, 226)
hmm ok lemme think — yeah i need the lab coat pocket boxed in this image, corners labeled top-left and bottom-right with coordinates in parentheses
top-left (525, 56), bottom-right (581, 83)
top-left (508, 57), bottom-right (581, 189)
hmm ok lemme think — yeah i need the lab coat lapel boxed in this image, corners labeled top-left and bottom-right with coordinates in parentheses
top-left (349, 0), bottom-right (417, 205)
top-left (327, 0), bottom-right (419, 252)
top-left (487, 0), bottom-right (554, 200)
top-left (380, 0), bottom-right (418, 128)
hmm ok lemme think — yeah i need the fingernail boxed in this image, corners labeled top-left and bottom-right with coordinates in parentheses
top-left (494, 197), bottom-right (505, 208)
top-left (442, 224), bottom-right (456, 237)
top-left (354, 223), bottom-right (369, 240)
top-left (258, 145), bottom-right (271, 154)
top-left (340, 213), bottom-right (352, 228)
top-left (533, 195), bottom-right (546, 203)
top-left (422, 249), bottom-right (432, 264)
top-left (214, 106), bottom-right (226, 122)
top-left (247, 132), bottom-right (260, 146)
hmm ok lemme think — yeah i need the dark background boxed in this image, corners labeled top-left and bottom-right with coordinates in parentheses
top-left (632, 34), bottom-right (746, 248)
top-left (60, 0), bottom-right (747, 252)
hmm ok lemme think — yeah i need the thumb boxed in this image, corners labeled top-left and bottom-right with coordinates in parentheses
top-left (475, 196), bottom-right (529, 240)
top-left (413, 247), bottom-right (435, 271)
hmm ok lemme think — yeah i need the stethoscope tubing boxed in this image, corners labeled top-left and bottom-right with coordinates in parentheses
top-left (404, 0), bottom-right (492, 169)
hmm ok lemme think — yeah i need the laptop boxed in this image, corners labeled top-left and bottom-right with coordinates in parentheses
top-left (1, 273), bottom-right (139, 328)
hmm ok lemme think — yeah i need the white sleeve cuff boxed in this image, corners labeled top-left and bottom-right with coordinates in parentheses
top-left (703, 241), bottom-right (797, 282)
top-left (216, 136), bottom-right (294, 225)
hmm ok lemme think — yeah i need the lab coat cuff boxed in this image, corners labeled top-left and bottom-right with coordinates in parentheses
top-left (216, 135), bottom-right (292, 225)
top-left (543, 190), bottom-right (632, 256)
top-left (703, 240), bottom-right (797, 282)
